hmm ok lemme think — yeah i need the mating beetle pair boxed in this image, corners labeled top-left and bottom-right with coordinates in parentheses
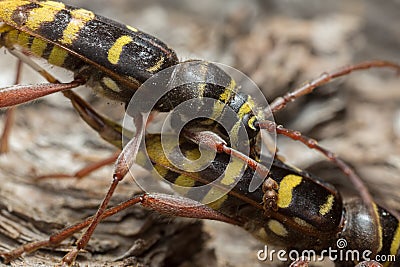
top-left (0, 1), bottom-right (399, 266)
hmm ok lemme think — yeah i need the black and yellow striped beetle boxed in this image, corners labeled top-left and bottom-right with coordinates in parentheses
top-left (3, 89), bottom-right (399, 266)
top-left (42, 92), bottom-right (400, 266)
top-left (0, 0), bottom-right (399, 266)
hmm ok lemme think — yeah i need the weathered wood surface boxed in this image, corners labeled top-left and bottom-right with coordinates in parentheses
top-left (0, 0), bottom-right (399, 266)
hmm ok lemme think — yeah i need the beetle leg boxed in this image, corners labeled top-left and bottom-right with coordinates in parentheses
top-left (270, 60), bottom-right (400, 112)
top-left (60, 113), bottom-right (144, 265)
top-left (35, 151), bottom-right (120, 180)
top-left (256, 120), bottom-right (379, 252)
top-left (289, 257), bottom-right (309, 267)
top-left (0, 59), bottom-right (23, 153)
top-left (355, 261), bottom-right (383, 267)
top-left (0, 192), bottom-right (240, 263)
top-left (183, 129), bottom-right (270, 177)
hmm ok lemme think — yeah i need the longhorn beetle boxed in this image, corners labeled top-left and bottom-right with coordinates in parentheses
top-left (2, 90), bottom-right (399, 266)
top-left (0, 0), bottom-right (399, 266)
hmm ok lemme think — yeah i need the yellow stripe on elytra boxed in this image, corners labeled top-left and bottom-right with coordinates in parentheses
top-left (390, 223), bottom-right (400, 260)
top-left (107, 35), bottom-right (133, 65)
top-left (174, 174), bottom-right (195, 188)
top-left (220, 157), bottom-right (245, 186)
top-left (373, 203), bottom-right (383, 253)
top-left (48, 45), bottom-right (68, 66)
top-left (237, 97), bottom-right (255, 119)
top-left (181, 148), bottom-right (216, 173)
top-left (277, 174), bottom-right (302, 208)
top-left (146, 56), bottom-right (164, 73)
top-left (59, 8), bottom-right (95, 45)
top-left (210, 78), bottom-right (237, 120)
top-left (30, 37), bottom-right (47, 57)
top-left (204, 187), bottom-right (228, 210)
top-left (202, 157), bottom-right (245, 209)
top-left (145, 136), bottom-right (173, 168)
top-left (219, 79), bottom-right (236, 102)
top-left (227, 98), bottom-right (255, 141)
top-left (153, 165), bottom-right (169, 180)
top-left (319, 194), bottom-right (334, 216)
top-left (173, 174), bottom-right (195, 195)
top-left (247, 115), bottom-right (257, 131)
top-left (25, 1), bottom-right (65, 30)
top-left (0, 1), bottom-right (31, 23)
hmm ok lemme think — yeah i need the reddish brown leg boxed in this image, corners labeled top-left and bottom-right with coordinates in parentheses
top-left (355, 261), bottom-right (383, 267)
top-left (183, 130), bottom-right (270, 177)
top-left (0, 192), bottom-right (240, 263)
top-left (0, 59), bottom-right (23, 153)
top-left (0, 107), bottom-right (15, 153)
top-left (60, 114), bottom-right (145, 265)
top-left (0, 79), bottom-right (85, 108)
top-left (264, 61), bottom-right (400, 255)
top-left (35, 151), bottom-right (120, 180)
top-left (0, 48), bottom-right (85, 108)
top-left (270, 60), bottom-right (400, 112)
top-left (1, 49), bottom-right (124, 147)
top-left (289, 257), bottom-right (309, 267)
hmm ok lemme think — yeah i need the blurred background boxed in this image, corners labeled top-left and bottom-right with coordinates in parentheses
top-left (0, 0), bottom-right (399, 266)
